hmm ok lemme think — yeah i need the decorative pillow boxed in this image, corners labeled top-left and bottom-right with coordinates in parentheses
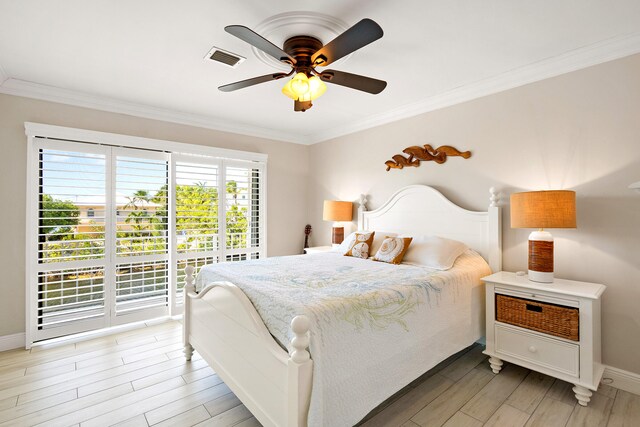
top-left (332, 231), bottom-right (357, 254)
top-left (373, 237), bottom-right (413, 264)
top-left (345, 232), bottom-right (375, 259)
top-left (370, 231), bottom-right (398, 255)
top-left (333, 230), bottom-right (392, 255)
top-left (401, 235), bottom-right (468, 270)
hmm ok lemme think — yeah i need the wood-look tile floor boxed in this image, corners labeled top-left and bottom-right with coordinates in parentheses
top-left (0, 321), bottom-right (638, 427)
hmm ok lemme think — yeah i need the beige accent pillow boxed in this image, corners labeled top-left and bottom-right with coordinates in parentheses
top-left (344, 232), bottom-right (375, 259)
top-left (373, 237), bottom-right (413, 264)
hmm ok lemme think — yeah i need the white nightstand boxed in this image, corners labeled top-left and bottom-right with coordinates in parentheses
top-left (303, 246), bottom-right (333, 255)
top-left (482, 271), bottom-right (606, 407)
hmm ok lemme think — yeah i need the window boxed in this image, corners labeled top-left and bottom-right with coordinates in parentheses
top-left (26, 123), bottom-right (266, 345)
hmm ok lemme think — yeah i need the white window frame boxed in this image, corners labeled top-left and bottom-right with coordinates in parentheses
top-left (25, 123), bottom-right (267, 348)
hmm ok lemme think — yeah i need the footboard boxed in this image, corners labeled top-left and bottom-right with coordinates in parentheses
top-left (182, 266), bottom-right (313, 427)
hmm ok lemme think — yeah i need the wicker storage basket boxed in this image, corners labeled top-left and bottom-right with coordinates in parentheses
top-left (496, 294), bottom-right (579, 341)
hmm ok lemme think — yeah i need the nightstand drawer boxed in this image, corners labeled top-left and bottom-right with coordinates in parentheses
top-left (495, 324), bottom-right (580, 377)
top-left (496, 293), bottom-right (579, 341)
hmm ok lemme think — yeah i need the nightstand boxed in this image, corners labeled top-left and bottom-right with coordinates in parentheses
top-left (303, 246), bottom-right (333, 254)
top-left (482, 271), bottom-right (606, 407)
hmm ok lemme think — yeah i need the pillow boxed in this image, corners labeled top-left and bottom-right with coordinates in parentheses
top-left (333, 230), bottom-right (395, 255)
top-left (373, 237), bottom-right (413, 264)
top-left (332, 231), bottom-right (357, 254)
top-left (401, 235), bottom-right (468, 270)
top-left (370, 231), bottom-right (398, 255)
top-left (345, 231), bottom-right (375, 259)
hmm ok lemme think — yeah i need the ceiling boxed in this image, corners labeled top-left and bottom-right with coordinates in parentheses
top-left (1, 1), bottom-right (640, 144)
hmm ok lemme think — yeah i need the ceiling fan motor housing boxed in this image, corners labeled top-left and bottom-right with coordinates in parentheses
top-left (283, 35), bottom-right (323, 75)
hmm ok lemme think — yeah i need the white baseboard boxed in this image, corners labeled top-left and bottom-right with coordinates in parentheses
top-left (0, 332), bottom-right (26, 352)
top-left (603, 365), bottom-right (640, 396)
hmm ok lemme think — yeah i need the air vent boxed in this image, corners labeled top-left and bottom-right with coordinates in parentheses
top-left (204, 46), bottom-right (246, 68)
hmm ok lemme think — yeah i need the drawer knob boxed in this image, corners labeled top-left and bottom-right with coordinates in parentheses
top-left (528, 345), bottom-right (537, 353)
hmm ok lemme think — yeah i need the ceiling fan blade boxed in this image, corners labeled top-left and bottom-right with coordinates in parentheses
top-left (225, 25), bottom-right (296, 65)
top-left (319, 70), bottom-right (387, 94)
top-left (311, 19), bottom-right (383, 67)
top-left (219, 72), bottom-right (290, 92)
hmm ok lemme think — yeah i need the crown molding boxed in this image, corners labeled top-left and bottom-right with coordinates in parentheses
top-left (308, 31), bottom-right (640, 144)
top-left (1, 31), bottom-right (639, 146)
top-left (0, 78), bottom-right (308, 145)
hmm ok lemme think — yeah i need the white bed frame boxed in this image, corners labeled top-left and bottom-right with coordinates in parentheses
top-left (183, 185), bottom-right (502, 427)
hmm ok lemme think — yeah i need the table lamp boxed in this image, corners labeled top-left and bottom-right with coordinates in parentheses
top-left (323, 200), bottom-right (353, 246)
top-left (510, 190), bottom-right (576, 283)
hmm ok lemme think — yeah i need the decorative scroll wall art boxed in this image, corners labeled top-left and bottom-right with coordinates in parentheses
top-left (385, 144), bottom-right (472, 171)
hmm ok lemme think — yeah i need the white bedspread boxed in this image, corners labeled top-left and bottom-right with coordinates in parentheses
top-left (196, 250), bottom-right (491, 427)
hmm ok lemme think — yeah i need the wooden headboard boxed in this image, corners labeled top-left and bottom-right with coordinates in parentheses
top-left (358, 185), bottom-right (502, 272)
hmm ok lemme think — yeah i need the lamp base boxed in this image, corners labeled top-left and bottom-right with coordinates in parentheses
top-left (528, 269), bottom-right (554, 283)
top-left (528, 230), bottom-right (554, 283)
top-left (331, 226), bottom-right (345, 245)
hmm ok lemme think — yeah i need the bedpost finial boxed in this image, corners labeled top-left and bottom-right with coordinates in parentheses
top-left (184, 265), bottom-right (196, 289)
top-left (290, 315), bottom-right (311, 363)
top-left (358, 194), bottom-right (368, 212)
top-left (489, 187), bottom-right (499, 207)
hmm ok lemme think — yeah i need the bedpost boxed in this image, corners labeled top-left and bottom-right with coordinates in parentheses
top-left (287, 315), bottom-right (313, 427)
top-left (488, 187), bottom-right (502, 272)
top-left (357, 194), bottom-right (368, 230)
top-left (183, 265), bottom-right (195, 361)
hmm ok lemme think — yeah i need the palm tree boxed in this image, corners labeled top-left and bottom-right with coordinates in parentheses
top-left (124, 190), bottom-right (151, 211)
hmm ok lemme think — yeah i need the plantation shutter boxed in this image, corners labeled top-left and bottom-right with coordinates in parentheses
top-left (34, 141), bottom-right (109, 339)
top-left (224, 162), bottom-right (265, 262)
top-left (174, 157), bottom-right (219, 306)
top-left (27, 124), bottom-right (267, 345)
top-left (112, 149), bottom-right (170, 322)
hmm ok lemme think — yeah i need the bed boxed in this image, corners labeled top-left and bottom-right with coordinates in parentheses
top-left (182, 185), bottom-right (502, 427)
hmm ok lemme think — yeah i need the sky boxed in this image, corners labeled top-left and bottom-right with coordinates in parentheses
top-left (40, 149), bottom-right (248, 206)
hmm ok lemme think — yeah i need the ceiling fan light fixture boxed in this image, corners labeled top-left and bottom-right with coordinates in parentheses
top-left (281, 79), bottom-right (297, 100)
top-left (290, 72), bottom-right (310, 95)
top-left (307, 76), bottom-right (327, 100)
top-left (282, 73), bottom-right (327, 103)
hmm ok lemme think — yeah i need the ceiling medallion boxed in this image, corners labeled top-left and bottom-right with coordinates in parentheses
top-left (251, 12), bottom-right (351, 71)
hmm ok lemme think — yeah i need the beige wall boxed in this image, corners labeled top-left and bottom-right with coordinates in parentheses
top-left (308, 54), bottom-right (640, 373)
top-left (0, 93), bottom-right (310, 338)
top-left (2, 53), bottom-right (639, 374)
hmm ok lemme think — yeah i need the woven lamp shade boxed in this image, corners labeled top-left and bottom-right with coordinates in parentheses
top-left (511, 191), bottom-right (576, 229)
top-left (323, 200), bottom-right (353, 222)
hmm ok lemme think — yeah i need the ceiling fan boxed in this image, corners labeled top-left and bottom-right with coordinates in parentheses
top-left (219, 18), bottom-right (387, 112)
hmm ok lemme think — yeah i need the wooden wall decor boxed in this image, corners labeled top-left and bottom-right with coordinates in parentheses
top-left (385, 144), bottom-right (471, 171)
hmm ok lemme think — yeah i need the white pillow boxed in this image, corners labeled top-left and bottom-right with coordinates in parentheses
top-left (333, 230), bottom-right (398, 255)
top-left (332, 231), bottom-right (357, 254)
top-left (400, 235), bottom-right (468, 270)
